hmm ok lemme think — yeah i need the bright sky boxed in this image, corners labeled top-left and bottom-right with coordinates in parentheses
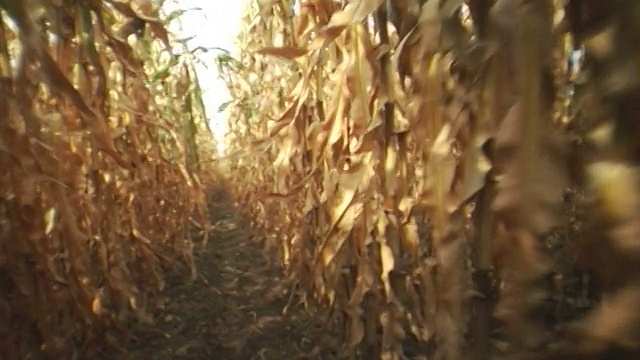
top-left (162, 0), bottom-right (249, 154)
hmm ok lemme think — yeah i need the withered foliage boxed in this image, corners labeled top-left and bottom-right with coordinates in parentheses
top-left (0, 0), bottom-right (214, 358)
top-left (220, 0), bottom-right (640, 359)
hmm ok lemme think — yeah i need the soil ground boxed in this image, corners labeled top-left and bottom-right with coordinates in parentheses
top-left (98, 188), bottom-right (342, 360)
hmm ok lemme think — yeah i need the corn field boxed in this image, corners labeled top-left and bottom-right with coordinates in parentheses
top-left (2, 0), bottom-right (640, 359)
top-left (0, 0), bottom-right (215, 358)
top-left (219, 0), bottom-right (640, 359)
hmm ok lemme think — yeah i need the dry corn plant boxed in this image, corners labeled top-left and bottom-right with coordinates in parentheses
top-left (549, 1), bottom-right (640, 359)
top-left (221, 0), bottom-right (640, 359)
top-left (0, 0), bottom-right (214, 358)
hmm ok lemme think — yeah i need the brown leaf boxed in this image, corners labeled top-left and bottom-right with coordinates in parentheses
top-left (256, 46), bottom-right (309, 59)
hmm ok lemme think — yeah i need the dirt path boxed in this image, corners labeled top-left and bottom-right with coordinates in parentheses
top-left (98, 189), bottom-right (341, 360)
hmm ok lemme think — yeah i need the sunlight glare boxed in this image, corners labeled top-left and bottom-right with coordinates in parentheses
top-left (162, 0), bottom-right (249, 154)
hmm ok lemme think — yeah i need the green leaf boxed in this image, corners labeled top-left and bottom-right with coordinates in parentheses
top-left (218, 100), bottom-right (233, 113)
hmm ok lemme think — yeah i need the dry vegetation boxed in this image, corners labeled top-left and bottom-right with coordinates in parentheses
top-left (0, 0), bottom-right (215, 358)
top-left (220, 0), bottom-right (640, 359)
top-left (3, 0), bottom-right (640, 358)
